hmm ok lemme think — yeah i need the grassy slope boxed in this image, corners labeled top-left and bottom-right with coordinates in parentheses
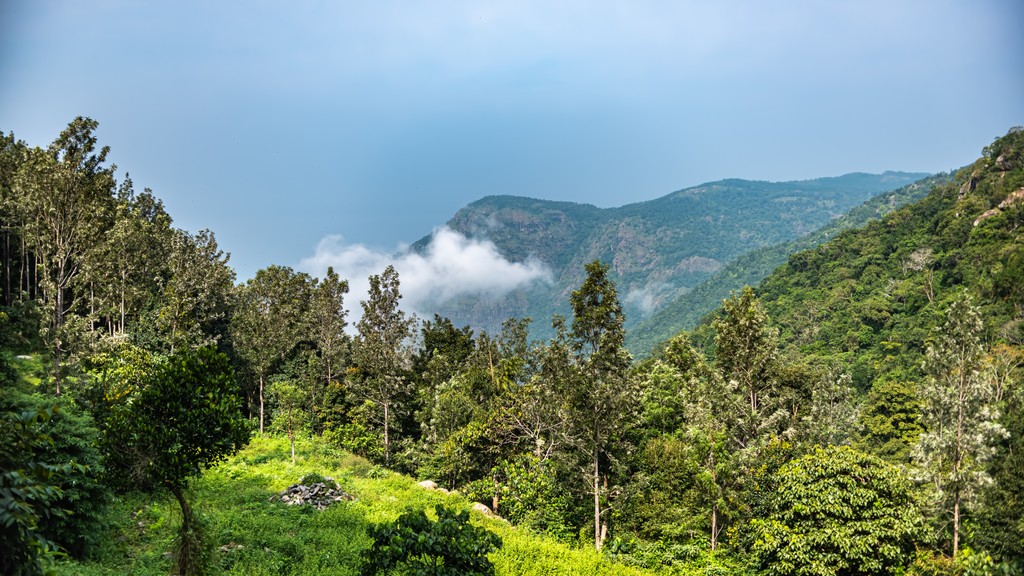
top-left (60, 435), bottom-right (654, 576)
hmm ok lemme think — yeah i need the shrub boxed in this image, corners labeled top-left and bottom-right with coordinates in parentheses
top-left (361, 504), bottom-right (502, 575)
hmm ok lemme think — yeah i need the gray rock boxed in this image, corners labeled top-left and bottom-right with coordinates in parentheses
top-left (472, 502), bottom-right (494, 517)
top-left (270, 477), bottom-right (354, 510)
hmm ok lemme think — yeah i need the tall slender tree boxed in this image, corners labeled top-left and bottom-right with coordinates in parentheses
top-left (307, 267), bottom-right (349, 434)
top-left (0, 131), bottom-right (30, 307)
top-left (14, 117), bottom-right (115, 394)
top-left (913, 296), bottom-right (1006, 557)
top-left (352, 265), bottom-right (415, 466)
top-left (566, 260), bottom-right (634, 550)
top-left (713, 286), bottom-right (785, 450)
top-left (157, 229), bottom-right (235, 354)
top-left (231, 265), bottom-right (311, 433)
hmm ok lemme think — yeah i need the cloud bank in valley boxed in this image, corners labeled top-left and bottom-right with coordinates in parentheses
top-left (298, 227), bottom-right (551, 323)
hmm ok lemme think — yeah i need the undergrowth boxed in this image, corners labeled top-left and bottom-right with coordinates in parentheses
top-left (56, 435), bottom-right (657, 575)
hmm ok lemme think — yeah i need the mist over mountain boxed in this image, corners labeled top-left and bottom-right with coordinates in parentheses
top-left (412, 171), bottom-right (928, 349)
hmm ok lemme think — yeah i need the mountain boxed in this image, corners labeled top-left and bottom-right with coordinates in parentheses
top-left (625, 171), bottom-right (954, 355)
top-left (699, 127), bottom-right (1023, 389)
top-left (414, 172), bottom-right (929, 346)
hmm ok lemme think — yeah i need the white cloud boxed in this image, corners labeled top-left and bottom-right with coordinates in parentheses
top-left (624, 282), bottom-right (674, 317)
top-left (298, 227), bottom-right (551, 324)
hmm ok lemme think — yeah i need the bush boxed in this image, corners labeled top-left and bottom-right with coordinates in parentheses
top-left (751, 446), bottom-right (923, 575)
top-left (0, 387), bottom-right (110, 562)
top-left (361, 504), bottom-right (502, 575)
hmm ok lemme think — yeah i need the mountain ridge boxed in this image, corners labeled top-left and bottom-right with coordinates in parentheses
top-left (413, 171), bottom-right (930, 348)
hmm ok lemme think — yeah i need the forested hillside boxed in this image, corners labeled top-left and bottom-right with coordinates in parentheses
top-left (2, 118), bottom-right (1021, 576)
top-left (627, 172), bottom-right (954, 355)
top-left (416, 172), bottom-right (927, 346)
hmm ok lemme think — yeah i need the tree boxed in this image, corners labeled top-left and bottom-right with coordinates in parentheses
top-left (269, 378), bottom-right (308, 465)
top-left (854, 379), bottom-right (922, 463)
top-left (0, 131), bottom-right (31, 307)
top-left (307, 266), bottom-right (349, 434)
top-left (566, 260), bottom-right (634, 550)
top-left (231, 265), bottom-right (311, 433)
top-left (713, 286), bottom-right (785, 451)
top-left (627, 331), bottom-right (737, 551)
top-left (14, 117), bottom-right (115, 394)
top-left (352, 265), bottom-right (415, 467)
top-left (156, 228), bottom-right (235, 355)
top-left (974, 350), bottom-right (1024, 566)
top-left (913, 296), bottom-right (1006, 558)
top-left (751, 446), bottom-right (923, 576)
top-left (84, 178), bottom-right (172, 338)
top-left (98, 347), bottom-right (250, 575)
top-left (361, 504), bottom-right (502, 576)
top-left (800, 368), bottom-right (858, 447)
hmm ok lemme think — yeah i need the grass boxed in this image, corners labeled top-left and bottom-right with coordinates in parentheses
top-left (58, 434), bottom-right (656, 575)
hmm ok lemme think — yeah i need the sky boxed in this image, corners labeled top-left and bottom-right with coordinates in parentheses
top-left (1, 1), bottom-right (1022, 316)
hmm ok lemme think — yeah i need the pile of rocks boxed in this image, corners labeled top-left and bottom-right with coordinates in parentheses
top-left (271, 475), bottom-right (355, 510)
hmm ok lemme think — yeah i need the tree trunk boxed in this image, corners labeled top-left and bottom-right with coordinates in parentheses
top-left (259, 374), bottom-right (265, 434)
top-left (383, 401), bottom-right (391, 467)
top-left (953, 491), bottom-right (960, 557)
top-left (711, 505), bottom-right (718, 551)
top-left (169, 485), bottom-right (195, 576)
top-left (289, 427), bottom-right (296, 465)
top-left (594, 446), bottom-right (602, 551)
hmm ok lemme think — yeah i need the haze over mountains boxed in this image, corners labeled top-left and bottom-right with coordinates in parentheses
top-left (401, 171), bottom-right (928, 350)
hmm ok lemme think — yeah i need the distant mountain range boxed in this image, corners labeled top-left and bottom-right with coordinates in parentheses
top-left (413, 171), bottom-right (930, 353)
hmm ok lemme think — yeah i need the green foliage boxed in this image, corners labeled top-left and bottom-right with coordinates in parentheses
top-left (750, 128), bottom-right (1024, 391)
top-left (99, 347), bottom-right (250, 492)
top-left (799, 369), bottom-right (857, 447)
top-left (55, 435), bottom-right (660, 575)
top-left (973, 347), bottom-right (1024, 566)
top-left (713, 287), bottom-right (788, 451)
top-left (352, 265), bottom-right (416, 468)
top-left (628, 172), bottom-right (949, 356)
top-left (0, 402), bottom-right (71, 575)
top-left (465, 455), bottom-right (574, 541)
top-left (361, 504), bottom-right (502, 576)
top-left (567, 260), bottom-right (636, 550)
top-left (12, 392), bottom-right (109, 557)
top-left (97, 346), bottom-right (249, 575)
top-left (913, 297), bottom-right (1006, 556)
top-left (231, 264), bottom-right (313, 434)
top-left (751, 446), bottom-right (923, 576)
top-left (269, 378), bottom-right (309, 464)
top-left (854, 379), bottom-right (922, 462)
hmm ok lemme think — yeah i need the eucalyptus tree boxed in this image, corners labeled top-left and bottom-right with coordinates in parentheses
top-left (85, 177), bottom-right (172, 337)
top-left (565, 260), bottom-right (634, 551)
top-left (307, 266), bottom-right (349, 434)
top-left (231, 265), bottom-right (312, 433)
top-left (156, 228), bottom-right (235, 355)
top-left (352, 265), bottom-right (415, 467)
top-left (0, 130), bottom-right (30, 307)
top-left (913, 296), bottom-right (1006, 557)
top-left (800, 368), bottom-right (858, 447)
top-left (713, 286), bottom-right (786, 451)
top-left (13, 117), bottom-right (116, 394)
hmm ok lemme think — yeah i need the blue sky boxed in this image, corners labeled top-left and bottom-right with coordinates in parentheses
top-left (2, 1), bottom-right (1022, 296)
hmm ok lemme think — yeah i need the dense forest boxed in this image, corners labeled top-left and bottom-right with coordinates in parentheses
top-left (1, 118), bottom-right (1022, 576)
